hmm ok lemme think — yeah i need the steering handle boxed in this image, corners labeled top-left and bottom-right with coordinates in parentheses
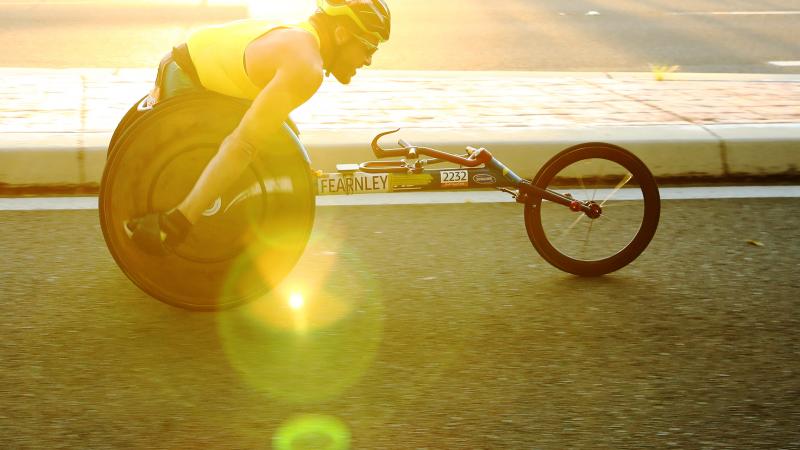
top-left (371, 129), bottom-right (492, 167)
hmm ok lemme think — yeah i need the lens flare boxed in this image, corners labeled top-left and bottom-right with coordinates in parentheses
top-left (218, 217), bottom-right (384, 404)
top-left (273, 414), bottom-right (350, 450)
top-left (289, 292), bottom-right (305, 310)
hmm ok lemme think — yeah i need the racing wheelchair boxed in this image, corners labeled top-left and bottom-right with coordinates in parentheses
top-left (101, 92), bottom-right (660, 311)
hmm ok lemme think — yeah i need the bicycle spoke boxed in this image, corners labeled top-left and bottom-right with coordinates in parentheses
top-left (594, 214), bottom-right (619, 225)
top-left (593, 162), bottom-right (606, 202)
top-left (600, 172), bottom-right (633, 206)
top-left (578, 173), bottom-right (589, 201)
top-left (581, 217), bottom-right (594, 257)
top-left (560, 212), bottom-right (587, 239)
top-left (595, 200), bottom-right (641, 209)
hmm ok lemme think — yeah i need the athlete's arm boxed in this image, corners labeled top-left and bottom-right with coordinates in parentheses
top-left (233, 30), bottom-right (323, 147)
top-left (175, 30), bottom-right (322, 224)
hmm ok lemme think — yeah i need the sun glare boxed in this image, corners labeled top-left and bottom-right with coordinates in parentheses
top-left (289, 292), bottom-right (305, 310)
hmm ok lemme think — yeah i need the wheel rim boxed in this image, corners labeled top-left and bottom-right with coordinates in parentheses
top-left (538, 157), bottom-right (646, 262)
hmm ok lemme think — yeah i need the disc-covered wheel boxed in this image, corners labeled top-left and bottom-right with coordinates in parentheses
top-left (99, 92), bottom-right (315, 310)
top-left (524, 142), bottom-right (660, 276)
top-left (108, 94), bottom-right (148, 158)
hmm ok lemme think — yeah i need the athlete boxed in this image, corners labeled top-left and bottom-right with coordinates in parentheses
top-left (125, 0), bottom-right (391, 255)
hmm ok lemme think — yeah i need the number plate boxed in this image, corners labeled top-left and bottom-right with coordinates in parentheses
top-left (440, 170), bottom-right (469, 187)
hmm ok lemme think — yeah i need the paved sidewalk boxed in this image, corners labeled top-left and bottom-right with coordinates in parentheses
top-left (1, 69), bottom-right (799, 190)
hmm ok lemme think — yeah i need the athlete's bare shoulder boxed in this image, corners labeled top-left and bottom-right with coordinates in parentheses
top-left (245, 27), bottom-right (323, 90)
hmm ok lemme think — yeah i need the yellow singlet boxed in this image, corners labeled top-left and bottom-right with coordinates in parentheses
top-left (186, 19), bottom-right (321, 100)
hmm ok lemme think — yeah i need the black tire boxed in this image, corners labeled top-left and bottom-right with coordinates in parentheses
top-left (99, 92), bottom-right (316, 310)
top-left (108, 94), bottom-right (148, 158)
top-left (524, 142), bottom-right (660, 276)
top-left (108, 93), bottom-right (201, 159)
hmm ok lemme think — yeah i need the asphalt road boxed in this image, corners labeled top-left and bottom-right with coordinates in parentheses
top-left (2, 198), bottom-right (799, 448)
top-left (1, 0), bottom-right (799, 72)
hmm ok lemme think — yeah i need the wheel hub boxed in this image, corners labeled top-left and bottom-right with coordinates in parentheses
top-left (585, 201), bottom-right (602, 219)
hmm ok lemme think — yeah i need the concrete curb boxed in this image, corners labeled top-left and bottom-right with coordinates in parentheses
top-left (1, 70), bottom-right (799, 192)
top-left (1, 124), bottom-right (799, 191)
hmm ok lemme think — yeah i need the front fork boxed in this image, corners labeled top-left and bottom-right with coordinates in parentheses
top-left (488, 157), bottom-right (602, 218)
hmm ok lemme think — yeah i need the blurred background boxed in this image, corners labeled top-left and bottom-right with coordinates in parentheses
top-left (2, 0), bottom-right (799, 72)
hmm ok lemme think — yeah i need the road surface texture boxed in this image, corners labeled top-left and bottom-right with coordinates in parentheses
top-left (1, 198), bottom-right (799, 448)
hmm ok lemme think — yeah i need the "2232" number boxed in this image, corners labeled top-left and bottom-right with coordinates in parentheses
top-left (440, 170), bottom-right (468, 186)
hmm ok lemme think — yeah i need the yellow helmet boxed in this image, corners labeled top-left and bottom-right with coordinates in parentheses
top-left (317, 0), bottom-right (391, 43)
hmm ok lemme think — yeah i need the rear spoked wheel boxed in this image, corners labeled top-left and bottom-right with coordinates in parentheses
top-left (524, 143), bottom-right (660, 276)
